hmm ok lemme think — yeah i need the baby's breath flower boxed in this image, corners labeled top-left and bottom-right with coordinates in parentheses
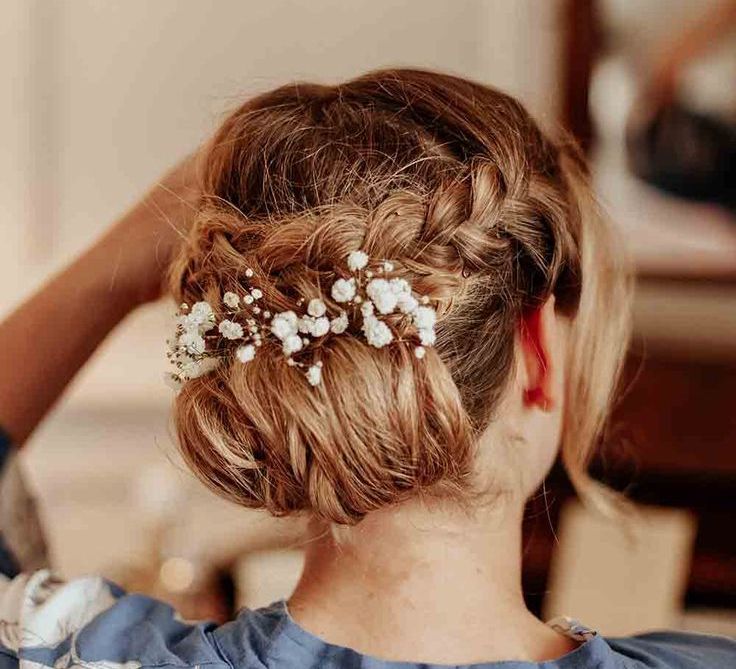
top-left (182, 301), bottom-right (216, 334)
top-left (236, 344), bottom-right (256, 363)
top-left (418, 328), bottom-right (436, 346)
top-left (366, 278), bottom-right (398, 314)
top-left (177, 313), bottom-right (198, 333)
top-left (414, 346), bottom-right (426, 359)
top-left (389, 278), bottom-right (411, 295)
top-left (218, 319), bottom-right (244, 340)
top-left (271, 311), bottom-right (299, 340)
top-left (413, 306), bottom-right (436, 330)
top-left (347, 250), bottom-right (369, 271)
top-left (182, 357), bottom-right (219, 379)
top-left (179, 360), bottom-right (198, 378)
top-left (331, 277), bottom-right (357, 303)
top-left (191, 301), bottom-right (215, 322)
top-left (307, 298), bottom-right (327, 317)
top-left (362, 314), bottom-right (393, 348)
top-left (179, 331), bottom-right (206, 355)
top-left (330, 311), bottom-right (349, 334)
top-left (251, 288), bottom-right (263, 300)
top-left (298, 315), bottom-right (330, 337)
top-left (389, 279), bottom-right (419, 314)
top-left (282, 334), bottom-right (303, 355)
top-left (223, 292), bottom-right (240, 308)
top-left (397, 293), bottom-right (419, 314)
top-left (306, 364), bottom-right (322, 386)
top-left (310, 316), bottom-right (330, 337)
top-left (244, 294), bottom-right (254, 305)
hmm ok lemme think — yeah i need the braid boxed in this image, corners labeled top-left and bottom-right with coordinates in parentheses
top-left (170, 69), bottom-right (631, 524)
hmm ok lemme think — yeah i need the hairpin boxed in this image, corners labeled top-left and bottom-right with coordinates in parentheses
top-left (165, 251), bottom-right (436, 391)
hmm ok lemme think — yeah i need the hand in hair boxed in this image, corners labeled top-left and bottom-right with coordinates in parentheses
top-left (0, 152), bottom-right (201, 445)
top-left (99, 153), bottom-right (202, 307)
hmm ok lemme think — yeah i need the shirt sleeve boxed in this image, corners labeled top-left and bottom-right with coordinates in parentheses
top-left (0, 430), bottom-right (49, 579)
top-left (609, 630), bottom-right (736, 668)
top-left (0, 569), bottom-right (231, 669)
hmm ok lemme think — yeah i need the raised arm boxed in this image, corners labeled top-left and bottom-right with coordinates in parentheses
top-left (0, 156), bottom-right (199, 446)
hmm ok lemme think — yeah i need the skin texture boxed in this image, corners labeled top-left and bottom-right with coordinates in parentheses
top-left (0, 156), bottom-right (579, 663)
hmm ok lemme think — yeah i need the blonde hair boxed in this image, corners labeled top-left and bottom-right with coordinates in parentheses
top-left (169, 69), bottom-right (631, 525)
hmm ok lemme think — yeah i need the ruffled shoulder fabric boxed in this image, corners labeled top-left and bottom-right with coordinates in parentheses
top-left (0, 570), bottom-right (228, 669)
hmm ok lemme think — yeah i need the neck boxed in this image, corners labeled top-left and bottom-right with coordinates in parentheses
top-left (288, 496), bottom-right (577, 664)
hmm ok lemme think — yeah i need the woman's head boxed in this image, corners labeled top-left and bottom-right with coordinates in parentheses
top-left (169, 69), bottom-right (631, 525)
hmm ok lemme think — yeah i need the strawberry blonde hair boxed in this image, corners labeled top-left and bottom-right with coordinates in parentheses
top-left (169, 69), bottom-right (631, 525)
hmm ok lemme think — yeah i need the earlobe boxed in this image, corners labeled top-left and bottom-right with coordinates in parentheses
top-left (519, 298), bottom-right (557, 413)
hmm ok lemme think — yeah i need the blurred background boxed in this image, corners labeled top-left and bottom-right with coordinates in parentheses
top-left (0, 0), bottom-right (735, 638)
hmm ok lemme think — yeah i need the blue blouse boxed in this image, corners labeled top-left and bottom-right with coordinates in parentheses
top-left (0, 430), bottom-right (733, 669)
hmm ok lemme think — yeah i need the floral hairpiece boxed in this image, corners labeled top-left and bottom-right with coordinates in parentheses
top-left (165, 251), bottom-right (436, 391)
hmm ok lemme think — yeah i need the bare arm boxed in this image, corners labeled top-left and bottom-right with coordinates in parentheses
top-left (0, 156), bottom-right (199, 446)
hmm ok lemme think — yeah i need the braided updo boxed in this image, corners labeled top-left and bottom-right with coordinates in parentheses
top-left (169, 69), bottom-right (631, 524)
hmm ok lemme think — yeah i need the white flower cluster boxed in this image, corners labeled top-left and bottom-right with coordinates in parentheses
top-left (165, 283), bottom-right (266, 391)
top-left (165, 251), bottom-right (437, 391)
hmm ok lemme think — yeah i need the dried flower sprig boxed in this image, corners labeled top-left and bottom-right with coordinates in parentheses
top-left (165, 251), bottom-right (437, 391)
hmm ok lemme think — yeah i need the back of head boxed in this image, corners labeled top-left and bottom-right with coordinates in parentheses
top-left (169, 69), bottom-right (631, 524)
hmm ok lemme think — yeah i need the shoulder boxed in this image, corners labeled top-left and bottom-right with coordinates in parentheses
top-left (0, 569), bottom-right (234, 669)
top-left (605, 629), bottom-right (736, 668)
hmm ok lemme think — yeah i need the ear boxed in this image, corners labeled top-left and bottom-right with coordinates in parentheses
top-left (518, 297), bottom-right (559, 412)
